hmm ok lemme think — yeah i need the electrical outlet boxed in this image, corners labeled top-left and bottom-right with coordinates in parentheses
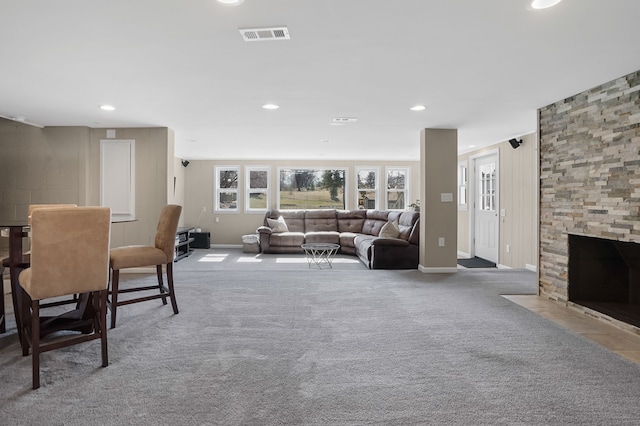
top-left (215, 217), bottom-right (220, 223)
top-left (438, 237), bottom-right (445, 247)
top-left (506, 244), bottom-right (510, 253)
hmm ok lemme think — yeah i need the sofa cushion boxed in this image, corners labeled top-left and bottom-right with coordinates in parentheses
top-left (269, 232), bottom-right (305, 247)
top-left (354, 234), bottom-right (376, 267)
top-left (397, 211), bottom-right (420, 241)
top-left (362, 210), bottom-right (389, 236)
top-left (304, 209), bottom-right (338, 232)
top-left (267, 216), bottom-right (288, 233)
top-left (305, 231), bottom-right (340, 244)
top-left (265, 209), bottom-right (305, 233)
top-left (339, 232), bottom-right (359, 249)
top-left (379, 221), bottom-right (400, 238)
top-left (337, 210), bottom-right (366, 233)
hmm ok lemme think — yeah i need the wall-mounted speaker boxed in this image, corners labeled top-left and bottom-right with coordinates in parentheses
top-left (182, 160), bottom-right (190, 167)
top-left (509, 138), bottom-right (523, 149)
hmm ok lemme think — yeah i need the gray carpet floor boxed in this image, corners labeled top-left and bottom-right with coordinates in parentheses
top-left (1, 261), bottom-right (639, 425)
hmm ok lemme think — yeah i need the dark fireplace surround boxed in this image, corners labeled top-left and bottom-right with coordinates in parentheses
top-left (568, 234), bottom-right (640, 328)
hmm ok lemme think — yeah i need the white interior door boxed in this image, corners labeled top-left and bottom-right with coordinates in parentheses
top-left (473, 154), bottom-right (498, 263)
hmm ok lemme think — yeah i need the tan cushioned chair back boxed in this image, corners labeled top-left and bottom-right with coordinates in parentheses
top-left (28, 204), bottom-right (77, 224)
top-left (21, 207), bottom-right (111, 300)
top-left (154, 204), bottom-right (183, 261)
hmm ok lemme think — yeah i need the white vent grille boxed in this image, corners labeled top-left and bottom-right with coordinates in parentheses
top-left (332, 117), bottom-right (358, 124)
top-left (240, 27), bottom-right (290, 42)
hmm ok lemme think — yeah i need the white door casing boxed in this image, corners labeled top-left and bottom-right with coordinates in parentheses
top-left (472, 153), bottom-right (498, 263)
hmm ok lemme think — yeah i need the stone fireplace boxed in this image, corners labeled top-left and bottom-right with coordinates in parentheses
top-left (539, 70), bottom-right (640, 332)
top-left (568, 234), bottom-right (640, 327)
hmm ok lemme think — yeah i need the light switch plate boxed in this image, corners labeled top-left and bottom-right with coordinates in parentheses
top-left (441, 193), bottom-right (453, 202)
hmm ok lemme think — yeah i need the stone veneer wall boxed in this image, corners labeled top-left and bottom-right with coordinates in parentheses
top-left (539, 70), bottom-right (640, 301)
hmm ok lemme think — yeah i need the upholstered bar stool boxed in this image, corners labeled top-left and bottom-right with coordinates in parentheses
top-left (1, 204), bottom-right (77, 268)
top-left (18, 207), bottom-right (111, 389)
top-left (108, 204), bottom-right (182, 329)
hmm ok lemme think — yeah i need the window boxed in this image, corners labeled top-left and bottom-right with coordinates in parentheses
top-left (215, 166), bottom-right (239, 212)
top-left (479, 162), bottom-right (496, 211)
top-left (385, 167), bottom-right (409, 210)
top-left (245, 166), bottom-right (270, 212)
top-left (355, 167), bottom-right (379, 209)
top-left (278, 168), bottom-right (346, 210)
top-left (458, 161), bottom-right (468, 210)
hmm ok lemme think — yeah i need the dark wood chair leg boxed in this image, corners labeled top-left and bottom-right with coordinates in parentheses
top-left (31, 299), bottom-right (40, 389)
top-left (156, 265), bottom-right (168, 305)
top-left (110, 269), bottom-right (120, 329)
top-left (0, 265), bottom-right (5, 334)
top-left (20, 286), bottom-right (31, 356)
top-left (166, 262), bottom-right (179, 314)
top-left (98, 290), bottom-right (108, 367)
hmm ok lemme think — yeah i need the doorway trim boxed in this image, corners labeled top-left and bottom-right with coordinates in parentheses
top-left (468, 148), bottom-right (500, 264)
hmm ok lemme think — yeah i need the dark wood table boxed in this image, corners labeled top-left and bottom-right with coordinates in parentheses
top-left (0, 221), bottom-right (29, 341)
top-left (1, 221), bottom-right (98, 354)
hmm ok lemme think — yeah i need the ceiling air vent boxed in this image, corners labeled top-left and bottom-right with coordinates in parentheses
top-left (240, 27), bottom-right (290, 42)
top-left (332, 117), bottom-right (358, 124)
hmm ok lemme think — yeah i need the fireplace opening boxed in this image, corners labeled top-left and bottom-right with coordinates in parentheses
top-left (568, 234), bottom-right (640, 328)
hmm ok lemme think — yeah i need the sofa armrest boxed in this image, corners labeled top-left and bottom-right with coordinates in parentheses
top-left (371, 237), bottom-right (409, 247)
top-left (257, 226), bottom-right (273, 235)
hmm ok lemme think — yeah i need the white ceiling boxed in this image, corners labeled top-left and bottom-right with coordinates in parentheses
top-left (1, 0), bottom-right (639, 161)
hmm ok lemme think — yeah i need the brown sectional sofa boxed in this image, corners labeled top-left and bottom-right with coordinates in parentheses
top-left (256, 209), bottom-right (420, 269)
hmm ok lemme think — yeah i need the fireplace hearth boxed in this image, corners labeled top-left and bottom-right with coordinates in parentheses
top-left (568, 234), bottom-right (640, 328)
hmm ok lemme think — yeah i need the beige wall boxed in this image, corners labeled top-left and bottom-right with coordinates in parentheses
top-left (184, 159), bottom-right (420, 245)
top-left (457, 132), bottom-right (538, 269)
top-left (420, 129), bottom-right (458, 271)
top-left (0, 119), bottom-right (180, 251)
top-left (87, 127), bottom-right (179, 248)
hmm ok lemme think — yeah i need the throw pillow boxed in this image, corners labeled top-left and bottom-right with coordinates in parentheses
top-left (267, 216), bottom-right (289, 233)
top-left (379, 220), bottom-right (400, 238)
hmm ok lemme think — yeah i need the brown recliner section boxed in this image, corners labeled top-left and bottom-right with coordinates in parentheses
top-left (108, 204), bottom-right (182, 329)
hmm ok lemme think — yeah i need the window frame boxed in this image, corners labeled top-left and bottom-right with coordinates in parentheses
top-left (214, 165), bottom-right (240, 213)
top-left (458, 160), bottom-right (468, 211)
top-left (385, 166), bottom-right (410, 211)
top-left (244, 166), bottom-right (270, 213)
top-left (276, 167), bottom-right (348, 210)
top-left (354, 166), bottom-right (379, 210)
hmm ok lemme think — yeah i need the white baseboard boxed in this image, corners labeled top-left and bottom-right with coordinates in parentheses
top-left (418, 265), bottom-right (459, 273)
top-left (497, 264), bottom-right (511, 269)
top-left (457, 250), bottom-right (470, 258)
top-left (525, 263), bottom-right (537, 272)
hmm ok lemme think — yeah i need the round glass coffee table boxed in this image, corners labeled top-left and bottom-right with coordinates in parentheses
top-left (301, 243), bottom-right (340, 269)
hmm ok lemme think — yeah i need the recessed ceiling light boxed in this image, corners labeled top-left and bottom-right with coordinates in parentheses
top-left (262, 104), bottom-right (279, 110)
top-left (410, 105), bottom-right (426, 111)
top-left (531, 0), bottom-right (562, 9)
top-left (100, 105), bottom-right (115, 111)
top-left (469, 145), bottom-right (477, 148)
top-left (217, 0), bottom-right (244, 6)
top-left (320, 139), bottom-right (331, 143)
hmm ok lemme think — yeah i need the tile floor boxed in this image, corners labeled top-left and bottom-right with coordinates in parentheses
top-left (504, 295), bottom-right (640, 366)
